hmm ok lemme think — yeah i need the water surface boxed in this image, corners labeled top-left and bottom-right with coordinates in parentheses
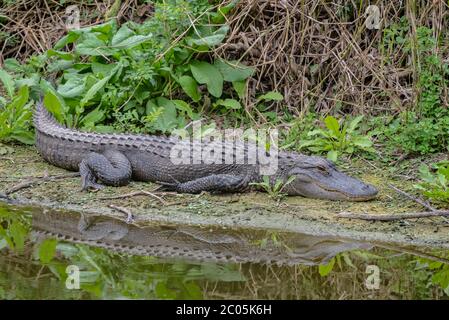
top-left (0, 202), bottom-right (448, 299)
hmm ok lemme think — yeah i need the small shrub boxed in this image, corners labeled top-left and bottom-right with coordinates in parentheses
top-left (298, 115), bottom-right (375, 161)
top-left (414, 161), bottom-right (449, 204)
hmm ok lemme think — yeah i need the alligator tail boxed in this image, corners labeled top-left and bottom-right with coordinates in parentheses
top-left (33, 99), bottom-right (62, 131)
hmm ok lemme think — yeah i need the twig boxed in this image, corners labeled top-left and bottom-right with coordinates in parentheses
top-left (388, 184), bottom-right (435, 211)
top-left (374, 242), bottom-right (449, 265)
top-left (389, 184), bottom-right (449, 223)
top-left (108, 204), bottom-right (134, 223)
top-left (99, 190), bottom-right (169, 205)
top-left (5, 172), bottom-right (80, 195)
top-left (337, 210), bottom-right (449, 221)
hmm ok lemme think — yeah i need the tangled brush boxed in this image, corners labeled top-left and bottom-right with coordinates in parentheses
top-left (214, 0), bottom-right (449, 117)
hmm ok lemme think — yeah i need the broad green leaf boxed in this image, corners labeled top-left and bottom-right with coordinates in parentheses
top-left (9, 220), bottom-right (26, 252)
top-left (215, 98), bottom-right (242, 110)
top-left (3, 58), bottom-right (23, 73)
top-left (54, 32), bottom-right (81, 50)
top-left (352, 136), bottom-right (373, 148)
top-left (57, 77), bottom-right (85, 98)
top-left (146, 98), bottom-right (178, 132)
top-left (80, 74), bottom-right (113, 107)
top-left (79, 271), bottom-right (101, 283)
top-left (173, 100), bottom-right (195, 119)
top-left (212, 2), bottom-right (236, 23)
top-left (348, 115), bottom-right (364, 133)
top-left (40, 78), bottom-right (61, 99)
top-left (178, 75), bottom-right (201, 102)
top-left (298, 140), bottom-right (318, 149)
top-left (11, 130), bottom-right (34, 145)
top-left (15, 75), bottom-right (40, 88)
top-left (111, 25), bottom-right (135, 46)
top-left (95, 125), bottom-right (115, 133)
top-left (186, 25), bottom-right (229, 47)
top-left (190, 61), bottom-right (223, 98)
top-left (75, 34), bottom-right (114, 56)
top-left (91, 62), bottom-right (117, 76)
top-left (47, 49), bottom-right (74, 60)
top-left (81, 108), bottom-right (105, 126)
top-left (90, 19), bottom-right (117, 35)
top-left (327, 150), bottom-right (338, 162)
top-left (9, 86), bottom-right (29, 111)
top-left (0, 69), bottom-right (14, 98)
top-left (111, 35), bottom-right (153, 49)
top-left (324, 116), bottom-right (340, 136)
top-left (319, 258), bottom-right (336, 276)
top-left (47, 60), bottom-right (73, 73)
top-left (215, 59), bottom-right (254, 82)
top-left (38, 239), bottom-right (58, 263)
top-left (418, 165), bottom-right (435, 183)
top-left (44, 90), bottom-right (65, 123)
top-left (257, 91), bottom-right (283, 102)
top-left (232, 80), bottom-right (246, 99)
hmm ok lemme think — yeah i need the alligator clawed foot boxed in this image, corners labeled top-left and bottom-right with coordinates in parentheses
top-left (155, 181), bottom-right (179, 192)
top-left (81, 181), bottom-right (105, 192)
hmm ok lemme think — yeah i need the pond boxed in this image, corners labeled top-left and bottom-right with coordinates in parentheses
top-left (0, 201), bottom-right (448, 300)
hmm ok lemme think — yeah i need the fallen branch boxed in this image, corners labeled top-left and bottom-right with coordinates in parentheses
top-left (5, 172), bottom-right (80, 195)
top-left (388, 184), bottom-right (449, 223)
top-left (337, 210), bottom-right (449, 221)
top-left (108, 204), bottom-right (134, 223)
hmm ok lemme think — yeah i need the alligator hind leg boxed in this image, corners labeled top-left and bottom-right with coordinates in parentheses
top-left (79, 150), bottom-right (132, 191)
top-left (159, 174), bottom-right (247, 194)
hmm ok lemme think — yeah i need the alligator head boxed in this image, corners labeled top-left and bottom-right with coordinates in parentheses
top-left (282, 156), bottom-right (378, 201)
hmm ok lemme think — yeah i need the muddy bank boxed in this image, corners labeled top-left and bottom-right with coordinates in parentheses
top-left (0, 146), bottom-right (448, 248)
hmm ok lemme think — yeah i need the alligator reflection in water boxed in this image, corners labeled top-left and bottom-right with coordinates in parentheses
top-left (31, 206), bottom-right (372, 266)
top-left (1, 202), bottom-right (449, 299)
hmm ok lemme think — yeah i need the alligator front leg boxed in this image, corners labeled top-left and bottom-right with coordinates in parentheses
top-left (161, 174), bottom-right (248, 194)
top-left (79, 150), bottom-right (132, 191)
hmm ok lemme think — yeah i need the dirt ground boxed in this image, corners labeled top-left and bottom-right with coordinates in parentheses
top-left (0, 145), bottom-right (448, 249)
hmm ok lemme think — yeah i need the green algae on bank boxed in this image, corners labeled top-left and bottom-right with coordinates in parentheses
top-left (0, 145), bottom-right (448, 248)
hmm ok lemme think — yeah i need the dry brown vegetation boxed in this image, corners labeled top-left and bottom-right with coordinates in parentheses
top-left (215, 0), bottom-right (449, 115)
top-left (1, 0), bottom-right (448, 116)
top-left (0, 0), bottom-right (153, 60)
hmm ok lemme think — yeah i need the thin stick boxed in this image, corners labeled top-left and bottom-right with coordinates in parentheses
top-left (388, 184), bottom-right (436, 211)
top-left (99, 191), bottom-right (168, 205)
top-left (337, 210), bottom-right (449, 221)
top-left (5, 172), bottom-right (80, 195)
top-left (389, 184), bottom-right (449, 223)
top-left (108, 204), bottom-right (134, 223)
top-left (374, 242), bottom-right (449, 265)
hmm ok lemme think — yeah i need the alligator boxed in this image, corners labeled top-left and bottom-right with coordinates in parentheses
top-left (34, 101), bottom-right (378, 201)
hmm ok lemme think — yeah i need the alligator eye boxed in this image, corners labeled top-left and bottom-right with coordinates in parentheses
top-left (316, 166), bottom-right (329, 175)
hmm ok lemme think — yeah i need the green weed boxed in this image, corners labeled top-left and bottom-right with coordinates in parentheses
top-left (297, 115), bottom-right (374, 161)
top-left (414, 161), bottom-right (449, 204)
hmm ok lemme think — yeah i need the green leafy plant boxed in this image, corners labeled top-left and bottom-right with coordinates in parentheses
top-left (250, 175), bottom-right (296, 201)
top-left (0, 206), bottom-right (31, 252)
top-left (0, 85), bottom-right (34, 145)
top-left (1, 0), bottom-right (254, 140)
top-left (381, 27), bottom-right (449, 155)
top-left (298, 115), bottom-right (375, 161)
top-left (414, 161), bottom-right (449, 204)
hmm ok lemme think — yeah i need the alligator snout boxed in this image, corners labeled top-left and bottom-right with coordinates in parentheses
top-left (352, 183), bottom-right (378, 201)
